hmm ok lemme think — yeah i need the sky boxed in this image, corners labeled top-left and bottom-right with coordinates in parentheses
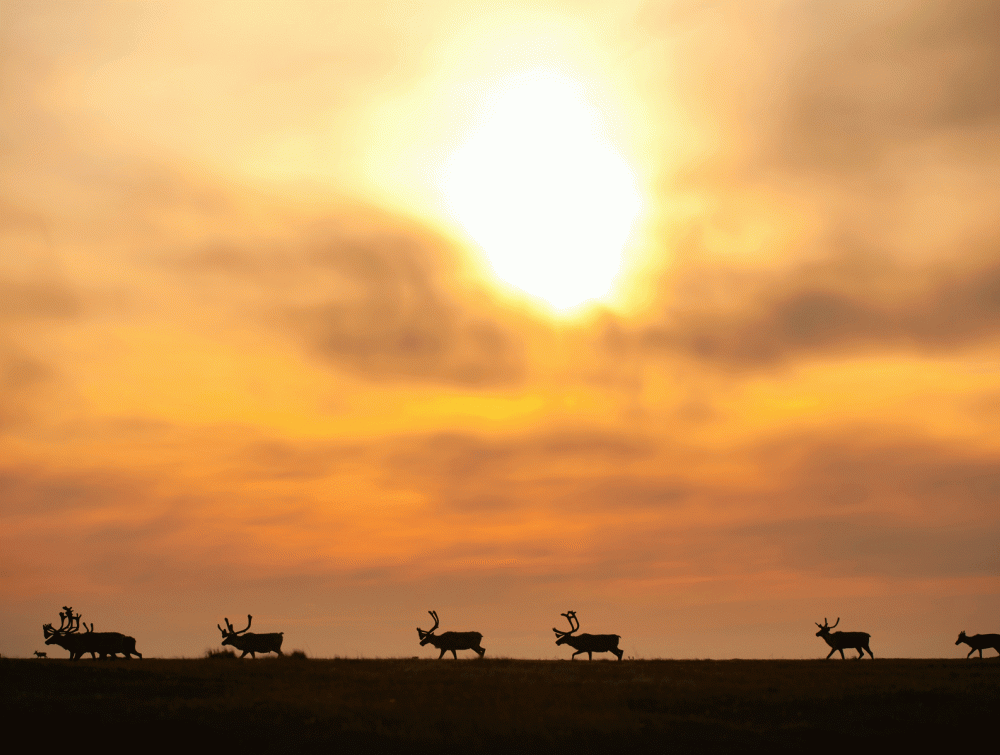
top-left (2, 0), bottom-right (998, 659)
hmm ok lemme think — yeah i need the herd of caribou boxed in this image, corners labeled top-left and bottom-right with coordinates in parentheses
top-left (36, 606), bottom-right (1000, 661)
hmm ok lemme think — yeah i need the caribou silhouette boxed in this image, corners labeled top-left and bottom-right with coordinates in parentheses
top-left (416, 610), bottom-right (485, 659)
top-left (553, 610), bottom-right (623, 660)
top-left (217, 615), bottom-right (284, 658)
top-left (42, 606), bottom-right (142, 660)
top-left (955, 631), bottom-right (1000, 658)
top-left (815, 617), bottom-right (873, 659)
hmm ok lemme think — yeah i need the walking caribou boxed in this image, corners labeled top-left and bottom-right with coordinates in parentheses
top-left (218, 615), bottom-right (284, 658)
top-left (416, 610), bottom-right (486, 659)
top-left (43, 606), bottom-right (142, 660)
top-left (553, 610), bottom-right (623, 660)
top-left (955, 631), bottom-right (1000, 658)
top-left (815, 617), bottom-right (874, 659)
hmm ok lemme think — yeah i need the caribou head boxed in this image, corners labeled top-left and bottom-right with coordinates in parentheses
top-left (553, 610), bottom-right (580, 645)
top-left (416, 610), bottom-right (440, 646)
top-left (43, 606), bottom-right (87, 644)
top-left (815, 617), bottom-right (840, 638)
top-left (218, 615), bottom-right (253, 647)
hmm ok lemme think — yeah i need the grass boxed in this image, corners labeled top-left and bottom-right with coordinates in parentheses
top-left (3, 657), bottom-right (997, 753)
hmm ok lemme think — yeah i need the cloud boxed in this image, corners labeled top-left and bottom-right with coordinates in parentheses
top-left (171, 203), bottom-right (530, 387)
top-left (757, 1), bottom-right (1000, 172)
top-left (641, 253), bottom-right (1000, 369)
top-left (0, 347), bottom-right (53, 429)
top-left (379, 429), bottom-right (657, 513)
top-left (616, 1), bottom-right (1000, 371)
top-left (752, 432), bottom-right (1000, 519)
top-left (736, 516), bottom-right (1000, 580)
top-left (640, 1), bottom-right (1000, 169)
top-left (0, 277), bottom-right (81, 322)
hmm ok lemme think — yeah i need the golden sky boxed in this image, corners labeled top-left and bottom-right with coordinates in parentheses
top-left (2, 0), bottom-right (998, 658)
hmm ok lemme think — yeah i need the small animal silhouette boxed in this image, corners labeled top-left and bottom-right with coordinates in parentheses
top-left (416, 610), bottom-right (485, 659)
top-left (33, 651), bottom-right (47, 658)
top-left (553, 610), bottom-right (623, 660)
top-left (955, 631), bottom-right (1000, 658)
top-left (217, 615), bottom-right (284, 658)
top-left (815, 617), bottom-right (873, 659)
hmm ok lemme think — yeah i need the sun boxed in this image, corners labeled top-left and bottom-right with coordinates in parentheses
top-left (441, 71), bottom-right (641, 310)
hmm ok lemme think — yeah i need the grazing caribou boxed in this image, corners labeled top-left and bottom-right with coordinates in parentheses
top-left (955, 631), bottom-right (1000, 658)
top-left (416, 610), bottom-right (485, 659)
top-left (218, 615), bottom-right (284, 658)
top-left (815, 617), bottom-right (874, 659)
top-left (43, 606), bottom-right (142, 660)
top-left (553, 610), bottom-right (623, 661)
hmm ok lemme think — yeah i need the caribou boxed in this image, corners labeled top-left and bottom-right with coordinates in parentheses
top-left (553, 610), bottom-right (623, 661)
top-left (815, 617), bottom-right (874, 659)
top-left (43, 606), bottom-right (142, 660)
top-left (33, 651), bottom-right (47, 659)
top-left (218, 615), bottom-right (284, 658)
top-left (955, 631), bottom-right (1000, 658)
top-left (416, 610), bottom-right (485, 659)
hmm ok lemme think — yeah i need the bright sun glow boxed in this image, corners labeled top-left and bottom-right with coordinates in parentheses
top-left (442, 72), bottom-right (641, 310)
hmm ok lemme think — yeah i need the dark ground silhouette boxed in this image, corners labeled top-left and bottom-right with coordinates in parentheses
top-left (3, 658), bottom-right (997, 754)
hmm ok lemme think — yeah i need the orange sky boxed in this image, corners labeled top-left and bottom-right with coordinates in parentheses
top-left (2, 0), bottom-right (998, 659)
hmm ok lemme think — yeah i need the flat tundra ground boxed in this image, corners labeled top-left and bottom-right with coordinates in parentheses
top-left (3, 657), bottom-right (998, 753)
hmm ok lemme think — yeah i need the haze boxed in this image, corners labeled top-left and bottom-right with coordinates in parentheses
top-left (2, 0), bottom-right (998, 659)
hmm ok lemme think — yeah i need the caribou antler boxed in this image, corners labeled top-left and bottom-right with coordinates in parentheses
top-left (565, 611), bottom-right (579, 633)
top-left (553, 610), bottom-right (580, 638)
top-left (417, 610), bottom-right (440, 640)
top-left (57, 607), bottom-right (82, 633)
top-left (233, 615), bottom-right (253, 635)
top-left (47, 608), bottom-right (82, 638)
top-left (219, 615), bottom-right (253, 638)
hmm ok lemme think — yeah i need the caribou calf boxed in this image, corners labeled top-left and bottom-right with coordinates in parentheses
top-left (416, 610), bottom-right (485, 659)
top-left (218, 615), bottom-right (284, 658)
top-left (553, 610), bottom-right (623, 661)
top-left (815, 617), bottom-right (873, 659)
top-left (956, 631), bottom-right (1000, 658)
